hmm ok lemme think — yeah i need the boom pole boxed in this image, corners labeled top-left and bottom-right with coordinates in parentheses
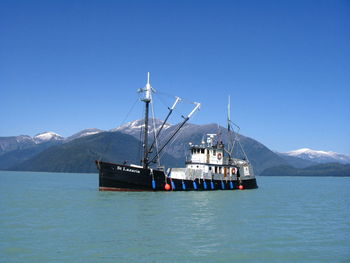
top-left (148, 102), bottom-right (200, 165)
top-left (148, 96), bottom-right (181, 154)
top-left (227, 95), bottom-right (231, 132)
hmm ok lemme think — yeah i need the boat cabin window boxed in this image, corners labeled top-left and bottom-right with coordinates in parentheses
top-left (219, 167), bottom-right (222, 174)
top-left (214, 166), bottom-right (218, 173)
top-left (192, 148), bottom-right (205, 154)
top-left (209, 167), bottom-right (212, 171)
top-left (213, 150), bottom-right (216, 156)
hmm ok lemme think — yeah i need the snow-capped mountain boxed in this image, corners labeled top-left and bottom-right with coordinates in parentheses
top-left (0, 132), bottom-right (64, 157)
top-left (0, 128), bottom-right (104, 154)
top-left (15, 135), bottom-right (33, 143)
top-left (282, 148), bottom-right (350, 164)
top-left (0, 135), bottom-right (34, 155)
top-left (66, 128), bottom-right (104, 142)
top-left (112, 119), bottom-right (172, 138)
top-left (33, 131), bottom-right (64, 144)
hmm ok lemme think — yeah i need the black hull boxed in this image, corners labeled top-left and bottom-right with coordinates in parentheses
top-left (96, 161), bottom-right (258, 191)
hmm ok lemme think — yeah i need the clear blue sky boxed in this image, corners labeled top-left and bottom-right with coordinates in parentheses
top-left (1, 0), bottom-right (349, 154)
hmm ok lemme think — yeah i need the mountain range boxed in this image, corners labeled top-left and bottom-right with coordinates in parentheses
top-left (1, 119), bottom-right (349, 175)
top-left (260, 163), bottom-right (350, 177)
top-left (279, 148), bottom-right (350, 164)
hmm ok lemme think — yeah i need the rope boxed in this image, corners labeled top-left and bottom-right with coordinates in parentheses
top-left (117, 96), bottom-right (140, 129)
top-left (155, 107), bottom-right (198, 162)
top-left (153, 92), bottom-right (199, 121)
top-left (157, 121), bottom-right (185, 161)
top-left (150, 93), bottom-right (161, 167)
top-left (237, 139), bottom-right (250, 163)
top-left (138, 125), bottom-right (143, 165)
top-left (156, 90), bottom-right (196, 104)
top-left (98, 95), bottom-right (140, 162)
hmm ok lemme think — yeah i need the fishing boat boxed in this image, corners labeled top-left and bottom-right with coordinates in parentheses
top-left (95, 73), bottom-right (258, 191)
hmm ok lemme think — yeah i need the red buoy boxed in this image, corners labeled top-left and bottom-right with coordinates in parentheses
top-left (164, 183), bottom-right (171, 191)
top-left (239, 185), bottom-right (244, 190)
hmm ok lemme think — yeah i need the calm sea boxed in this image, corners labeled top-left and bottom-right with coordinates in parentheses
top-left (0, 171), bottom-right (349, 263)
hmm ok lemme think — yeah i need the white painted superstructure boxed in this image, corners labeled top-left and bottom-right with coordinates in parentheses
top-left (168, 134), bottom-right (254, 181)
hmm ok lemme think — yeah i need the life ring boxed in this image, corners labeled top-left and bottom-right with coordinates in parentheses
top-left (217, 153), bottom-right (222, 160)
top-left (231, 167), bottom-right (237, 174)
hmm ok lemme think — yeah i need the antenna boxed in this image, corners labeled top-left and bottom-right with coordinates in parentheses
top-left (227, 95), bottom-right (231, 131)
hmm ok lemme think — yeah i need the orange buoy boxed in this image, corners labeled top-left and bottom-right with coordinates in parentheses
top-left (164, 183), bottom-right (171, 191)
top-left (239, 185), bottom-right (244, 190)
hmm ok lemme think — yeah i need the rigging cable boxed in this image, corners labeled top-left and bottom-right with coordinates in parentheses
top-left (138, 125), bottom-right (144, 165)
top-left (158, 120), bottom-right (189, 161)
top-left (228, 120), bottom-right (240, 157)
top-left (157, 122), bottom-right (184, 161)
top-left (157, 104), bottom-right (200, 162)
top-left (117, 96), bottom-right (140, 129)
top-left (98, 95), bottom-right (141, 163)
top-left (150, 92), bottom-right (161, 167)
top-left (148, 96), bottom-right (181, 154)
top-left (148, 102), bottom-right (200, 165)
top-left (237, 139), bottom-right (250, 163)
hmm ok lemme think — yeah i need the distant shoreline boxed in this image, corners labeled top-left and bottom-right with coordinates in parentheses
top-left (260, 163), bottom-right (350, 177)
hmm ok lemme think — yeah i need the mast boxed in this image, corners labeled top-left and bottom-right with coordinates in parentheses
top-left (227, 95), bottom-right (231, 132)
top-left (226, 95), bottom-right (233, 158)
top-left (142, 72), bottom-right (152, 168)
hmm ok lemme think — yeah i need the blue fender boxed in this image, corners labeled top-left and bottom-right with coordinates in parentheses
top-left (229, 181), bottom-right (234, 189)
top-left (203, 181), bottom-right (207, 190)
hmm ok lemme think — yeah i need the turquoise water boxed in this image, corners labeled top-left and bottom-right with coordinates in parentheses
top-left (1, 171), bottom-right (349, 263)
